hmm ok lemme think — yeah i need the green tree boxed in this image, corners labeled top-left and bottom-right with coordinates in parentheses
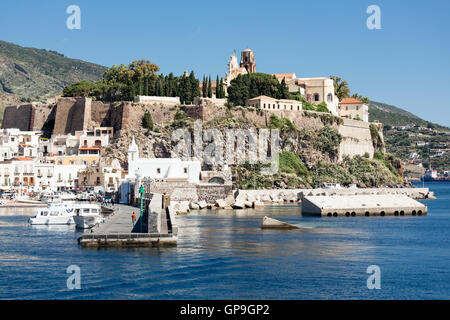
top-left (189, 71), bottom-right (200, 100)
top-left (330, 75), bottom-right (350, 100)
top-left (207, 75), bottom-right (212, 98)
top-left (142, 110), bottom-right (154, 131)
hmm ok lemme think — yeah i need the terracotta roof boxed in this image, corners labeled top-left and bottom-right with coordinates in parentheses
top-left (273, 73), bottom-right (296, 79)
top-left (14, 157), bottom-right (33, 161)
top-left (340, 97), bottom-right (363, 104)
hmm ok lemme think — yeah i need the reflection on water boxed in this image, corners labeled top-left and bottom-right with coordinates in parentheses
top-left (0, 183), bottom-right (449, 299)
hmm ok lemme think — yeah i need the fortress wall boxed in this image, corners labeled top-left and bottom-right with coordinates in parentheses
top-left (53, 97), bottom-right (90, 135)
top-left (30, 104), bottom-right (56, 131)
top-left (338, 119), bottom-right (375, 160)
top-left (1, 104), bottom-right (34, 130)
top-left (90, 101), bottom-right (111, 127)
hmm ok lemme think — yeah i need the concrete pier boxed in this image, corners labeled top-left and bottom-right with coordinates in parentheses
top-left (301, 194), bottom-right (427, 217)
top-left (78, 194), bottom-right (177, 247)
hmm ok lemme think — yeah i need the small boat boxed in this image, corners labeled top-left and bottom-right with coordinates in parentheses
top-left (29, 205), bottom-right (75, 225)
top-left (73, 204), bottom-right (103, 229)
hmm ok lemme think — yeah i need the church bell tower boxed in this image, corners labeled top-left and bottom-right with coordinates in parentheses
top-left (240, 49), bottom-right (256, 73)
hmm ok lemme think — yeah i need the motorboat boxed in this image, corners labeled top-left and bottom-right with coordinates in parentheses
top-left (29, 204), bottom-right (76, 225)
top-left (73, 204), bottom-right (103, 229)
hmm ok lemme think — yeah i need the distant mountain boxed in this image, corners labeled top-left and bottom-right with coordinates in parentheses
top-left (0, 40), bottom-right (106, 103)
top-left (369, 101), bottom-right (448, 130)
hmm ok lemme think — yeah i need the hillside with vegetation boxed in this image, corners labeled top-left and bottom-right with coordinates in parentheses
top-left (368, 101), bottom-right (449, 173)
top-left (369, 101), bottom-right (448, 130)
top-left (0, 40), bottom-right (106, 122)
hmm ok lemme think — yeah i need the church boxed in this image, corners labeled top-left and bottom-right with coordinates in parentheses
top-left (224, 49), bottom-right (339, 115)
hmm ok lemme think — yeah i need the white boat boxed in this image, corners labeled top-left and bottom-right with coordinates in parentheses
top-left (29, 205), bottom-right (76, 225)
top-left (73, 204), bottom-right (103, 229)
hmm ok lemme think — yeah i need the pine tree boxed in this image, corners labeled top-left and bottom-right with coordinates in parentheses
top-left (207, 75), bottom-right (212, 98)
top-left (142, 110), bottom-right (153, 131)
top-left (218, 78), bottom-right (224, 98)
top-left (215, 75), bottom-right (220, 98)
top-left (202, 76), bottom-right (207, 97)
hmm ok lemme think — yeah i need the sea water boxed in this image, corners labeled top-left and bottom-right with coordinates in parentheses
top-left (0, 182), bottom-right (449, 299)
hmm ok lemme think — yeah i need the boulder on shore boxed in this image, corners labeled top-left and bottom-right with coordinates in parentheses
top-left (232, 200), bottom-right (246, 209)
top-left (197, 200), bottom-right (208, 209)
top-left (216, 199), bottom-right (232, 209)
top-left (224, 195), bottom-right (235, 206)
top-left (189, 202), bottom-right (200, 210)
top-left (261, 216), bottom-right (299, 230)
top-left (244, 201), bottom-right (253, 208)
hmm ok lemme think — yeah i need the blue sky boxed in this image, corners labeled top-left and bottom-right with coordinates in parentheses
top-left (1, 0), bottom-right (450, 126)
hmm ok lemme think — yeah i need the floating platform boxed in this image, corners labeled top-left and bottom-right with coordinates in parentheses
top-left (301, 194), bottom-right (427, 217)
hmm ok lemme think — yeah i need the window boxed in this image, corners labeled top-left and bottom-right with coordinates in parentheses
top-left (184, 168), bottom-right (188, 174)
top-left (356, 106), bottom-right (359, 110)
top-left (157, 168), bottom-right (161, 174)
top-left (314, 93), bottom-right (320, 102)
top-left (327, 93), bottom-right (333, 102)
top-left (96, 177), bottom-right (101, 185)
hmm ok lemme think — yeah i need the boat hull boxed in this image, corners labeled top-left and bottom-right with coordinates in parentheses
top-left (29, 216), bottom-right (74, 225)
top-left (73, 216), bottom-right (102, 229)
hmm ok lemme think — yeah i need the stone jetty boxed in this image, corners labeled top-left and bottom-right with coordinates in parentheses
top-left (78, 193), bottom-right (177, 247)
top-left (302, 194), bottom-right (427, 217)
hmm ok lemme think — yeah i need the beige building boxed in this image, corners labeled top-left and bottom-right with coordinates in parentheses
top-left (78, 159), bottom-right (123, 193)
top-left (338, 98), bottom-right (369, 122)
top-left (246, 95), bottom-right (303, 111)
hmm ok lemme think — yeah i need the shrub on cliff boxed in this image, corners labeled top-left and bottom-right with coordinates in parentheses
top-left (268, 114), bottom-right (297, 132)
top-left (142, 111), bottom-right (154, 131)
top-left (370, 123), bottom-right (384, 151)
top-left (279, 152), bottom-right (310, 180)
top-left (315, 125), bottom-right (342, 158)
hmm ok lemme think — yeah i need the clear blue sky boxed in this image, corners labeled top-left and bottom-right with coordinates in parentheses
top-left (1, 0), bottom-right (450, 126)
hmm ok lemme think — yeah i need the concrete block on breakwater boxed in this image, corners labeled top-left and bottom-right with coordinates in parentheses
top-left (301, 194), bottom-right (427, 217)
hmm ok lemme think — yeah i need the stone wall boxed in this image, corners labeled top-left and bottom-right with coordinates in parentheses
top-left (2, 104), bottom-right (34, 130)
top-left (1, 98), bottom-right (382, 161)
top-left (53, 97), bottom-right (91, 135)
top-left (338, 118), bottom-right (374, 160)
top-left (196, 184), bottom-right (233, 203)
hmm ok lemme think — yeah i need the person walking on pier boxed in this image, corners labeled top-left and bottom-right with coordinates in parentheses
top-left (131, 212), bottom-right (136, 226)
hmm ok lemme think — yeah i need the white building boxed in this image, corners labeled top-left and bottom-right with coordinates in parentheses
top-left (0, 129), bottom-right (41, 160)
top-left (127, 137), bottom-right (201, 184)
top-left (246, 95), bottom-right (303, 111)
top-left (338, 98), bottom-right (369, 122)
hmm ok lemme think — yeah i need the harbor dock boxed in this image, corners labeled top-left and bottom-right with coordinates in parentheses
top-left (78, 193), bottom-right (177, 247)
top-left (301, 194), bottom-right (428, 217)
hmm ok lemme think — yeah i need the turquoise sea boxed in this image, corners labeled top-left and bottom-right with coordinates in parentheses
top-left (0, 182), bottom-right (449, 299)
